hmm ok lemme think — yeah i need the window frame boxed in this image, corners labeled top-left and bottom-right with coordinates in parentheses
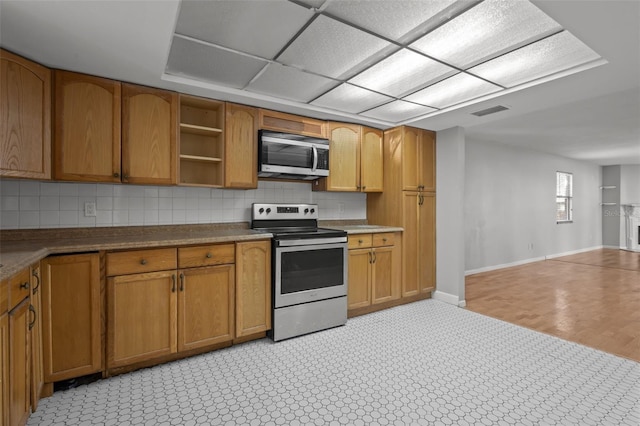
top-left (556, 171), bottom-right (573, 224)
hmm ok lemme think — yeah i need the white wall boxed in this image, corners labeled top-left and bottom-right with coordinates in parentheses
top-left (465, 138), bottom-right (602, 273)
top-left (0, 179), bottom-right (366, 229)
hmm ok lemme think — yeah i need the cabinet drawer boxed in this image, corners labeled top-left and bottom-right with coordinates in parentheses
top-left (178, 244), bottom-right (235, 268)
top-left (8, 268), bottom-right (30, 310)
top-left (348, 234), bottom-right (372, 249)
top-left (107, 248), bottom-right (177, 276)
top-left (373, 233), bottom-right (394, 247)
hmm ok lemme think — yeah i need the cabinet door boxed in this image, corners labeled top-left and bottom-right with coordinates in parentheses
top-left (348, 249), bottom-right (371, 309)
top-left (41, 254), bottom-right (101, 382)
top-left (225, 103), bottom-right (258, 189)
top-left (178, 265), bottom-right (234, 351)
top-left (402, 127), bottom-right (422, 191)
top-left (360, 126), bottom-right (383, 193)
top-left (54, 70), bottom-right (121, 182)
top-left (325, 122), bottom-right (360, 192)
top-left (371, 246), bottom-right (395, 305)
top-left (30, 264), bottom-right (44, 412)
top-left (0, 313), bottom-right (8, 426)
top-left (235, 241), bottom-right (271, 338)
top-left (419, 130), bottom-right (436, 192)
top-left (9, 298), bottom-right (30, 426)
top-left (0, 49), bottom-right (51, 179)
top-left (108, 271), bottom-right (177, 368)
top-left (122, 83), bottom-right (177, 185)
top-left (258, 109), bottom-right (326, 138)
top-left (402, 192), bottom-right (420, 297)
top-left (419, 193), bottom-right (436, 293)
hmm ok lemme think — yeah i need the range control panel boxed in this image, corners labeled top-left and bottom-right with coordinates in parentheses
top-left (252, 203), bottom-right (319, 220)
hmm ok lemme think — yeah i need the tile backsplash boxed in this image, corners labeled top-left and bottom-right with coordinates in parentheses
top-left (0, 179), bottom-right (366, 229)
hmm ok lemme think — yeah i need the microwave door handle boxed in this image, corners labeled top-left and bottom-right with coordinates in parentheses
top-left (312, 146), bottom-right (318, 172)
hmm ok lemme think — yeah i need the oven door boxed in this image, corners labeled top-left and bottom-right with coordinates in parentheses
top-left (274, 241), bottom-right (347, 308)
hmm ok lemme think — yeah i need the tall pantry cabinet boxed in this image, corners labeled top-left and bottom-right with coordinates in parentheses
top-left (367, 126), bottom-right (436, 297)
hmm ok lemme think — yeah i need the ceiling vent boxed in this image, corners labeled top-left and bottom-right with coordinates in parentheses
top-left (471, 105), bottom-right (510, 117)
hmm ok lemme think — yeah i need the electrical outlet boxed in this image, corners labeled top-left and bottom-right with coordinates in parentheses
top-left (338, 202), bottom-right (345, 213)
top-left (84, 202), bottom-right (97, 217)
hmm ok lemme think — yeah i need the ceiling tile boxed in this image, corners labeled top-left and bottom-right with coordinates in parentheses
top-left (404, 73), bottom-right (502, 109)
top-left (323, 0), bottom-right (459, 42)
top-left (166, 36), bottom-right (268, 89)
top-left (277, 15), bottom-right (392, 79)
top-left (295, 0), bottom-right (327, 9)
top-left (410, 0), bottom-right (562, 69)
top-left (246, 63), bottom-right (338, 103)
top-left (349, 49), bottom-right (456, 97)
top-left (311, 83), bottom-right (392, 114)
top-left (469, 31), bottom-right (602, 88)
top-left (175, 0), bottom-right (313, 59)
top-left (360, 100), bottom-right (436, 123)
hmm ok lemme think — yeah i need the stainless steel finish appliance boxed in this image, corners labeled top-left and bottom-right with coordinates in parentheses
top-left (258, 130), bottom-right (330, 180)
top-left (251, 203), bottom-right (348, 341)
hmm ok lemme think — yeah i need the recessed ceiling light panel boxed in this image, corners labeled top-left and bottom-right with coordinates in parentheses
top-left (404, 73), bottom-right (502, 109)
top-left (360, 100), bottom-right (437, 123)
top-left (349, 49), bottom-right (457, 97)
top-left (277, 15), bottom-right (392, 79)
top-left (311, 83), bottom-right (392, 114)
top-left (410, 0), bottom-right (563, 69)
top-left (469, 31), bottom-right (602, 88)
top-left (246, 62), bottom-right (338, 103)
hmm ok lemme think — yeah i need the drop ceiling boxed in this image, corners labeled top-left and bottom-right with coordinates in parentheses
top-left (165, 0), bottom-right (603, 125)
top-left (0, 0), bottom-right (638, 165)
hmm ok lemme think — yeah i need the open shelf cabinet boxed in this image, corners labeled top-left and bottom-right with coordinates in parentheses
top-left (179, 95), bottom-right (225, 187)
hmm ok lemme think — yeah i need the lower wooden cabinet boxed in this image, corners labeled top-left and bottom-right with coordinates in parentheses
top-left (235, 240), bottom-right (271, 338)
top-left (9, 298), bottom-right (30, 426)
top-left (1, 312), bottom-right (9, 426)
top-left (41, 254), bottom-right (102, 382)
top-left (29, 263), bottom-right (44, 412)
top-left (347, 233), bottom-right (401, 312)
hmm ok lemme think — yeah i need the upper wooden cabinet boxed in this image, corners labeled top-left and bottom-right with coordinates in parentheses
top-left (385, 126), bottom-right (435, 192)
top-left (0, 49), bottom-right (51, 180)
top-left (259, 108), bottom-right (326, 138)
top-left (314, 123), bottom-right (383, 193)
top-left (122, 83), bottom-right (177, 185)
top-left (225, 103), bottom-right (258, 189)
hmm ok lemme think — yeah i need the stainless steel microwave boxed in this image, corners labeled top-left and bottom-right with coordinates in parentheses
top-left (258, 130), bottom-right (330, 180)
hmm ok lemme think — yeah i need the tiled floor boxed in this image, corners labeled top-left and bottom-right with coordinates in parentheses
top-left (30, 300), bottom-right (639, 426)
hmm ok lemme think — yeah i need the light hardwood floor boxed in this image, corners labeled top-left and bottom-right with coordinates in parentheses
top-left (465, 248), bottom-right (640, 362)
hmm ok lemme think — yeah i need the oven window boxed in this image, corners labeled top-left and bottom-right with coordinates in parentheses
top-left (262, 141), bottom-right (313, 169)
top-left (281, 248), bottom-right (344, 293)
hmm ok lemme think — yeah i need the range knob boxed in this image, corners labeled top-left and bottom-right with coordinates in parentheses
top-left (304, 208), bottom-right (309, 214)
top-left (266, 208), bottom-right (271, 214)
top-left (310, 208), bottom-right (315, 214)
top-left (258, 208), bottom-right (264, 214)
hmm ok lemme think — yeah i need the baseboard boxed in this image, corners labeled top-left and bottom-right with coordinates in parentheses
top-left (545, 245), bottom-right (604, 259)
top-left (465, 256), bottom-right (545, 276)
top-left (432, 290), bottom-right (465, 307)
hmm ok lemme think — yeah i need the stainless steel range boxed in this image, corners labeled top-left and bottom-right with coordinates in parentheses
top-left (251, 203), bottom-right (348, 341)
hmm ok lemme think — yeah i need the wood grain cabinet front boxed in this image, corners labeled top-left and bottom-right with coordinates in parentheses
top-left (0, 312), bottom-right (8, 426)
top-left (0, 49), bottom-right (51, 180)
top-left (29, 263), bottom-right (44, 412)
top-left (41, 254), bottom-right (102, 383)
top-left (225, 103), bottom-right (258, 189)
top-left (9, 298), bottom-right (30, 426)
top-left (235, 240), bottom-right (271, 338)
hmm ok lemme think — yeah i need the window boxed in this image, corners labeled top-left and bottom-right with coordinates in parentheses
top-left (556, 171), bottom-right (573, 223)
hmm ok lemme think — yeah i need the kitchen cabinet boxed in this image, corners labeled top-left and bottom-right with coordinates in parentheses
top-left (259, 108), bottom-right (326, 138)
top-left (122, 83), bottom-right (178, 185)
top-left (53, 70), bottom-right (121, 182)
top-left (0, 311), bottom-right (8, 426)
top-left (29, 263), bottom-right (43, 412)
top-left (107, 244), bottom-right (237, 369)
top-left (179, 94), bottom-right (225, 187)
top-left (347, 233), bottom-right (401, 312)
top-left (225, 103), bottom-right (258, 189)
top-left (367, 125), bottom-right (436, 299)
top-left (313, 123), bottom-right (383, 193)
top-left (235, 240), bottom-right (271, 338)
top-left (9, 298), bottom-right (30, 426)
top-left (41, 254), bottom-right (102, 382)
top-left (0, 49), bottom-right (51, 180)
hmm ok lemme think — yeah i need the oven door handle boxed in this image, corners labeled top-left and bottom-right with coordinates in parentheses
top-left (277, 237), bottom-right (347, 247)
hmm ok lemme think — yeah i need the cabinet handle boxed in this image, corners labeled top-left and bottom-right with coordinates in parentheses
top-left (206, 253), bottom-right (212, 259)
top-left (140, 259), bottom-right (147, 265)
top-left (358, 239), bottom-right (363, 244)
top-left (32, 270), bottom-right (40, 294)
top-left (356, 185), bottom-right (361, 190)
top-left (382, 238), bottom-right (387, 242)
top-left (113, 172), bottom-right (120, 178)
top-left (368, 252), bottom-right (372, 264)
top-left (20, 282), bottom-right (30, 290)
top-left (180, 273), bottom-right (185, 292)
top-left (171, 274), bottom-right (176, 293)
top-left (362, 186), bottom-right (366, 191)
top-left (372, 252), bottom-right (377, 263)
top-left (29, 305), bottom-right (36, 330)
